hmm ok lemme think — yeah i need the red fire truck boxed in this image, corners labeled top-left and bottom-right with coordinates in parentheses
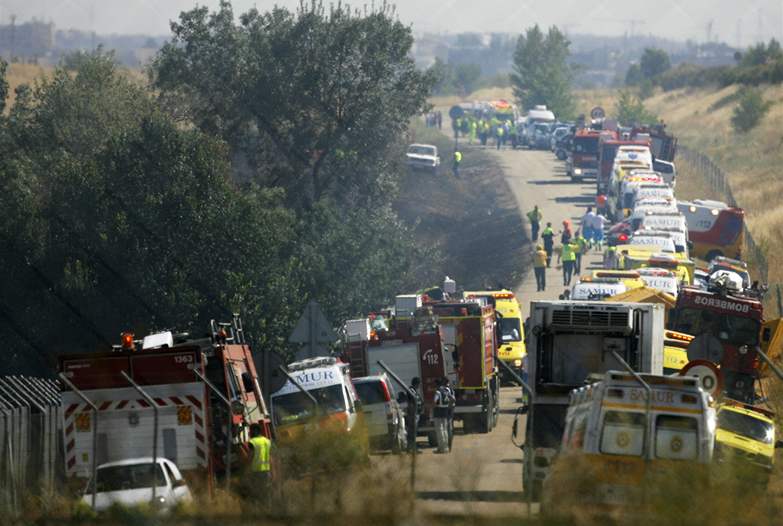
top-left (567, 129), bottom-right (602, 182)
top-left (58, 317), bottom-right (271, 487)
top-left (430, 301), bottom-right (500, 434)
top-left (669, 285), bottom-right (763, 402)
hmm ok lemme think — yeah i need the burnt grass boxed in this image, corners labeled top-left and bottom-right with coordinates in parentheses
top-left (397, 122), bottom-right (528, 292)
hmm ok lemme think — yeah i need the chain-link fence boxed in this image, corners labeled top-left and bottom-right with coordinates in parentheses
top-left (0, 376), bottom-right (62, 515)
top-left (678, 146), bottom-right (780, 315)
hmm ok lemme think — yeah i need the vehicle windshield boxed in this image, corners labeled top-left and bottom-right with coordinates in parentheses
top-left (354, 380), bottom-right (389, 405)
top-left (672, 307), bottom-right (760, 346)
top-left (718, 409), bottom-right (774, 443)
top-left (90, 463), bottom-right (166, 493)
top-left (535, 123), bottom-right (550, 133)
top-left (408, 145), bottom-right (435, 156)
top-left (499, 317), bottom-right (522, 342)
top-left (575, 137), bottom-right (599, 154)
top-left (272, 384), bottom-right (346, 425)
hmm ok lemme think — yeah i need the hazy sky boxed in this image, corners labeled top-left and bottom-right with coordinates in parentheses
top-left (3, 0), bottom-right (782, 46)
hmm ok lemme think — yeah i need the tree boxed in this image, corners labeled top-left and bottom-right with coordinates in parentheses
top-left (510, 25), bottom-right (575, 118)
top-left (615, 89), bottom-right (657, 126)
top-left (453, 63), bottom-right (482, 95)
top-left (625, 63), bottom-right (643, 86)
top-left (639, 48), bottom-right (671, 80)
top-left (731, 87), bottom-right (771, 133)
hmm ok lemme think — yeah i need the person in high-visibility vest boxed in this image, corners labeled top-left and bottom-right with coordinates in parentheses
top-left (558, 241), bottom-right (578, 286)
top-left (248, 423), bottom-right (271, 476)
top-left (453, 150), bottom-right (462, 178)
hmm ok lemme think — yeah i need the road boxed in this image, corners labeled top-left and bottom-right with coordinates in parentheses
top-left (407, 145), bottom-right (606, 517)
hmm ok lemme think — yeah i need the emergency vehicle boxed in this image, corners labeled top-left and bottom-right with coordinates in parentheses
top-left (714, 401), bottom-right (778, 485)
top-left (567, 129), bottom-right (602, 181)
top-left (677, 200), bottom-right (745, 261)
top-left (463, 290), bottom-right (526, 384)
top-left (597, 136), bottom-right (652, 213)
top-left (521, 301), bottom-right (665, 498)
top-left (636, 267), bottom-right (679, 297)
top-left (431, 301), bottom-right (500, 434)
top-left (544, 372), bottom-right (714, 510)
top-left (663, 330), bottom-right (694, 374)
top-left (570, 277), bottom-right (628, 301)
top-left (612, 172), bottom-right (664, 218)
top-left (270, 357), bottom-right (362, 440)
top-left (59, 317), bottom-right (271, 485)
top-left (669, 284), bottom-right (764, 402)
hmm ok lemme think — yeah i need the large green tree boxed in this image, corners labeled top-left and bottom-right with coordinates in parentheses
top-left (639, 48), bottom-right (671, 80)
top-left (510, 25), bottom-right (575, 118)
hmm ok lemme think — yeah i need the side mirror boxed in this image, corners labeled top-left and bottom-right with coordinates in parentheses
top-left (173, 478), bottom-right (188, 488)
top-left (762, 328), bottom-right (772, 343)
top-left (512, 417), bottom-right (518, 439)
top-left (353, 400), bottom-right (362, 413)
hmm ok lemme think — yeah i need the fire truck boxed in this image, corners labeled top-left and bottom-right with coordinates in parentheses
top-left (58, 317), bottom-right (271, 487)
top-left (430, 301), bottom-right (500, 434)
top-left (566, 129), bottom-right (602, 181)
top-left (668, 283), bottom-right (763, 402)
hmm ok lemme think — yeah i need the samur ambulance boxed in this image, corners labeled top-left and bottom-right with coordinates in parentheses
top-left (636, 267), bottom-right (679, 298)
top-left (271, 357), bottom-right (362, 441)
top-left (616, 249), bottom-right (694, 285)
top-left (714, 401), bottom-right (778, 486)
top-left (571, 277), bottom-right (628, 301)
top-left (464, 290), bottom-right (526, 383)
top-left (544, 372), bottom-right (715, 511)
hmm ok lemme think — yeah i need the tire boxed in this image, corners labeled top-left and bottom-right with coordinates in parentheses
top-left (479, 390), bottom-right (493, 434)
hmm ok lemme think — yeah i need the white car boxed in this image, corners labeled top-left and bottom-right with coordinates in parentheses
top-left (406, 143), bottom-right (440, 174)
top-left (353, 374), bottom-right (407, 453)
top-left (82, 457), bottom-right (193, 512)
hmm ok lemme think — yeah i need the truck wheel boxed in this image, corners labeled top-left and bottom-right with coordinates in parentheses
top-left (480, 391), bottom-right (493, 433)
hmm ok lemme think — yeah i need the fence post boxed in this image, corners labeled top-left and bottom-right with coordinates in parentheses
top-left (58, 374), bottom-right (99, 510)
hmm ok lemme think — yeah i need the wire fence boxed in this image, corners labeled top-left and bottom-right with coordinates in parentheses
top-left (0, 376), bottom-right (62, 516)
top-left (678, 145), bottom-right (781, 315)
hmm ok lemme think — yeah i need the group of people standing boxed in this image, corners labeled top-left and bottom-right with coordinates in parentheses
top-left (425, 111), bottom-right (443, 129)
top-left (453, 116), bottom-right (517, 149)
top-left (527, 205), bottom-right (607, 291)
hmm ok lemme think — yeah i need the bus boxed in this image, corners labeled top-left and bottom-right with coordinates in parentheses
top-left (677, 200), bottom-right (745, 261)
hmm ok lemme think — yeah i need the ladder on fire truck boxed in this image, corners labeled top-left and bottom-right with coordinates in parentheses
top-left (210, 314), bottom-right (246, 344)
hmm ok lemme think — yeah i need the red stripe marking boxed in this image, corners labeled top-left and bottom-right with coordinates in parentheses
top-left (186, 395), bottom-right (202, 409)
top-left (66, 439), bottom-right (75, 453)
top-left (195, 430), bottom-right (205, 443)
top-left (194, 414), bottom-right (203, 427)
top-left (65, 404), bottom-right (79, 418)
top-left (65, 423), bottom-right (74, 436)
top-left (116, 400), bottom-right (129, 410)
top-left (170, 396), bottom-right (184, 406)
top-left (67, 456), bottom-right (76, 469)
top-left (99, 401), bottom-right (112, 411)
top-left (137, 399), bottom-right (150, 408)
top-left (196, 447), bottom-right (205, 460)
top-left (154, 397), bottom-right (166, 407)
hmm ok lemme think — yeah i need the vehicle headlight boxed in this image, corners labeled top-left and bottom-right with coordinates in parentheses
top-left (574, 168), bottom-right (582, 175)
top-left (514, 359), bottom-right (523, 367)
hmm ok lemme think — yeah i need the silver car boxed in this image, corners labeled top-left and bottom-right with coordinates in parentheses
top-left (353, 374), bottom-right (407, 453)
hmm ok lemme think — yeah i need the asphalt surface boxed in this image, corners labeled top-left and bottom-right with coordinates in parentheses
top-left (404, 144), bottom-right (606, 517)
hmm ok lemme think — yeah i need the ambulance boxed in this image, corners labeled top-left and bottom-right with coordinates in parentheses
top-left (677, 200), bottom-right (745, 261)
top-left (714, 401), bottom-right (778, 486)
top-left (271, 357), bottom-right (363, 440)
top-left (545, 372), bottom-right (715, 510)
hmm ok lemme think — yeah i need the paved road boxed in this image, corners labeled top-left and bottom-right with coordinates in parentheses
top-left (407, 144), bottom-right (606, 517)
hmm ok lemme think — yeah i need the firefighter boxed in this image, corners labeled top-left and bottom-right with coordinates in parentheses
top-left (406, 377), bottom-right (423, 452)
top-left (247, 423), bottom-right (272, 505)
top-left (445, 378), bottom-right (456, 450)
top-left (533, 244), bottom-right (548, 292)
top-left (433, 378), bottom-right (455, 453)
top-left (527, 205), bottom-right (543, 241)
top-left (452, 150), bottom-right (462, 178)
top-left (541, 222), bottom-right (555, 268)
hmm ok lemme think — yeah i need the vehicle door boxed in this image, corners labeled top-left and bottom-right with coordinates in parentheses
top-left (163, 461), bottom-right (192, 502)
top-left (354, 379), bottom-right (389, 437)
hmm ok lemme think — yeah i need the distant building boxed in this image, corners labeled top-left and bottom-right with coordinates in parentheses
top-left (0, 19), bottom-right (54, 60)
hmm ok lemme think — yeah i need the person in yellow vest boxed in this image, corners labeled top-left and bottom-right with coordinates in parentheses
top-left (248, 423), bottom-right (272, 488)
top-left (557, 240), bottom-right (578, 286)
top-left (469, 119), bottom-right (478, 145)
top-left (533, 244), bottom-right (548, 291)
top-left (573, 230), bottom-right (588, 274)
top-left (453, 150), bottom-right (462, 177)
top-left (496, 125), bottom-right (505, 150)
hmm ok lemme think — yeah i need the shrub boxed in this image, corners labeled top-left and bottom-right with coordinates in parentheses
top-left (731, 87), bottom-right (772, 133)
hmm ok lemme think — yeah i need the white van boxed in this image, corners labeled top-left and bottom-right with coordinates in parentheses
top-left (271, 357), bottom-right (361, 437)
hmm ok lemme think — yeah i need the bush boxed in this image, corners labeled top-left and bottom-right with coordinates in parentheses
top-left (731, 87), bottom-right (772, 133)
top-left (615, 89), bottom-right (657, 126)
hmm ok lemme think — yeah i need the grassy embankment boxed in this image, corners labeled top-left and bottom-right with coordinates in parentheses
top-left (396, 118), bottom-right (528, 292)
